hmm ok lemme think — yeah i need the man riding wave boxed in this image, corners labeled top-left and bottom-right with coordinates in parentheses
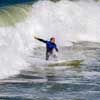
top-left (34, 36), bottom-right (59, 60)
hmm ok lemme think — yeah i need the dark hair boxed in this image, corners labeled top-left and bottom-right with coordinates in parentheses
top-left (50, 37), bottom-right (55, 41)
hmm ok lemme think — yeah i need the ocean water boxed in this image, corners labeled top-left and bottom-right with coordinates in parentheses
top-left (1, 45), bottom-right (100, 100)
top-left (0, 0), bottom-right (100, 100)
top-left (0, 0), bottom-right (37, 7)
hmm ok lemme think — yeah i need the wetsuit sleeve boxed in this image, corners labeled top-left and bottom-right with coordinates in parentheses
top-left (55, 44), bottom-right (59, 52)
top-left (35, 37), bottom-right (47, 43)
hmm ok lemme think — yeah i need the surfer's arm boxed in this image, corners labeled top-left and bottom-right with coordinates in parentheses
top-left (34, 37), bottom-right (47, 43)
top-left (55, 45), bottom-right (59, 52)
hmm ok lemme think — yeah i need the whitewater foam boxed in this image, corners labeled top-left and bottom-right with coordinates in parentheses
top-left (30, 0), bottom-right (100, 45)
top-left (0, 0), bottom-right (100, 79)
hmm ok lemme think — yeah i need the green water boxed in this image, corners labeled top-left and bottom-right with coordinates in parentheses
top-left (0, 4), bottom-right (32, 26)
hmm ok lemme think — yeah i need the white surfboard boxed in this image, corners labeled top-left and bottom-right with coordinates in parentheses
top-left (48, 59), bottom-right (84, 67)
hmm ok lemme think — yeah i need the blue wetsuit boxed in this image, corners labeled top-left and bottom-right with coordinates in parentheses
top-left (35, 37), bottom-right (58, 60)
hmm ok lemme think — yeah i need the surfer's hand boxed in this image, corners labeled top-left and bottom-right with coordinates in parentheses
top-left (34, 36), bottom-right (37, 39)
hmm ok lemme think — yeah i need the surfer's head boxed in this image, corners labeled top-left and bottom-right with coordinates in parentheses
top-left (50, 37), bottom-right (55, 43)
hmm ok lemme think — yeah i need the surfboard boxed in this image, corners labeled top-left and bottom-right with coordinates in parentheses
top-left (48, 60), bottom-right (84, 67)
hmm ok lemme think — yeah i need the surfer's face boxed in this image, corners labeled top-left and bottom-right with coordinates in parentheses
top-left (50, 38), bottom-right (55, 43)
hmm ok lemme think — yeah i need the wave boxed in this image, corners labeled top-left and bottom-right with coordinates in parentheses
top-left (0, 0), bottom-right (100, 79)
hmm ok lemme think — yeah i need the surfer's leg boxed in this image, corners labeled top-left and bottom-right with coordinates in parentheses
top-left (46, 52), bottom-right (49, 60)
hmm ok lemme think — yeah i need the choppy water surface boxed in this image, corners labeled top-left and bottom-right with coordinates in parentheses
top-left (0, 0), bottom-right (100, 100)
top-left (0, 42), bottom-right (100, 100)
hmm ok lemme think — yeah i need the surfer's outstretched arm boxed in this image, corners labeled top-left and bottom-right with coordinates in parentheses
top-left (34, 37), bottom-right (47, 43)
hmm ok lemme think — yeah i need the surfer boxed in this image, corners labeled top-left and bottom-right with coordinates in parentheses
top-left (34, 36), bottom-right (59, 60)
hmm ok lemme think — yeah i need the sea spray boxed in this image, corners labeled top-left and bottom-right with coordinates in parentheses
top-left (0, 0), bottom-right (100, 79)
top-left (31, 0), bottom-right (100, 45)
